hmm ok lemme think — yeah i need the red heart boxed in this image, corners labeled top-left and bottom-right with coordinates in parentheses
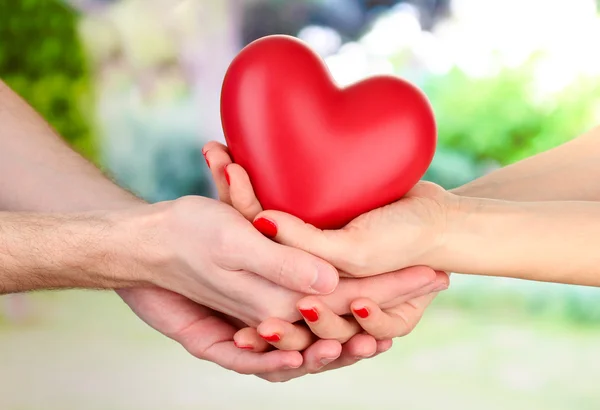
top-left (221, 35), bottom-right (436, 229)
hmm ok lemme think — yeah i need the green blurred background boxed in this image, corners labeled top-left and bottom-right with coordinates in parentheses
top-left (2, 0), bottom-right (600, 409)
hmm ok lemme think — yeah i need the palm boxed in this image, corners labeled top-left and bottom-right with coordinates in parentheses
top-left (117, 287), bottom-right (302, 374)
top-left (330, 181), bottom-right (449, 276)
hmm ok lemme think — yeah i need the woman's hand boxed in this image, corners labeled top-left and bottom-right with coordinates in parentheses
top-left (246, 180), bottom-right (457, 278)
top-left (203, 141), bottom-right (448, 381)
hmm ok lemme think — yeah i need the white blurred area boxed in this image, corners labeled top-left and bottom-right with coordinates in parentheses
top-left (308, 0), bottom-right (600, 98)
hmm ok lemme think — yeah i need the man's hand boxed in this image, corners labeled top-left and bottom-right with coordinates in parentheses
top-left (244, 181), bottom-right (455, 278)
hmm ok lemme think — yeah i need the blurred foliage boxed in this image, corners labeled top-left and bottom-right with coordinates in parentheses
top-left (423, 61), bottom-right (600, 166)
top-left (0, 0), bottom-right (96, 159)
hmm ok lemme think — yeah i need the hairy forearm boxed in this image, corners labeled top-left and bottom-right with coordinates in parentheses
top-left (0, 80), bottom-right (154, 306)
top-left (0, 80), bottom-right (141, 212)
top-left (433, 197), bottom-right (600, 286)
top-left (0, 211), bottom-right (144, 294)
top-left (452, 126), bottom-right (600, 201)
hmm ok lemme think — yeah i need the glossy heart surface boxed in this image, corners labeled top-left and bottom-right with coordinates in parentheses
top-left (221, 35), bottom-right (436, 229)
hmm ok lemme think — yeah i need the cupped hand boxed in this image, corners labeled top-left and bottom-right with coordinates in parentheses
top-left (112, 155), bottom-right (437, 383)
top-left (203, 141), bottom-right (448, 381)
top-left (252, 180), bottom-right (456, 277)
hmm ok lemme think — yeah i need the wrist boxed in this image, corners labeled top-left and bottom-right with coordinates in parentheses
top-left (103, 204), bottom-right (172, 289)
top-left (420, 194), bottom-right (486, 270)
top-left (425, 195), bottom-right (528, 274)
top-left (407, 183), bottom-right (463, 269)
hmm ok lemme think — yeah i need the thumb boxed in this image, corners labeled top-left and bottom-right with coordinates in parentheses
top-left (238, 227), bottom-right (339, 294)
top-left (252, 211), bottom-right (359, 276)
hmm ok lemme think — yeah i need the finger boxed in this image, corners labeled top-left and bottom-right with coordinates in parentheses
top-left (227, 163), bottom-right (263, 221)
top-left (351, 298), bottom-right (408, 339)
top-left (375, 339), bottom-right (394, 354)
top-left (341, 333), bottom-right (378, 359)
top-left (176, 308), bottom-right (303, 375)
top-left (296, 297), bottom-right (361, 343)
top-left (316, 266), bottom-right (437, 315)
top-left (233, 327), bottom-right (270, 352)
top-left (378, 270), bottom-right (448, 309)
top-left (203, 341), bottom-right (304, 375)
top-left (306, 334), bottom-right (379, 377)
top-left (202, 140), bottom-right (229, 156)
top-left (238, 230), bottom-right (339, 294)
top-left (204, 144), bottom-right (233, 204)
top-left (251, 210), bottom-right (355, 272)
top-left (431, 270), bottom-right (450, 290)
top-left (256, 339), bottom-right (343, 383)
top-left (257, 318), bottom-right (316, 351)
top-left (351, 292), bottom-right (439, 340)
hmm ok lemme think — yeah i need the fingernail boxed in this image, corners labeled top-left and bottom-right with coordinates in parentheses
top-left (204, 155), bottom-right (210, 168)
top-left (260, 333), bottom-right (281, 343)
top-left (309, 264), bottom-right (338, 294)
top-left (353, 307), bottom-right (369, 319)
top-left (354, 352), bottom-right (374, 361)
top-left (299, 308), bottom-right (319, 322)
top-left (234, 341), bottom-right (253, 350)
top-left (433, 284), bottom-right (448, 293)
top-left (319, 357), bottom-right (336, 367)
top-left (224, 166), bottom-right (231, 186)
top-left (253, 217), bottom-right (278, 238)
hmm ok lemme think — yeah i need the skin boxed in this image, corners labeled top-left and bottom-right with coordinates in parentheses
top-left (204, 142), bottom-right (449, 364)
top-left (205, 125), bottom-right (600, 351)
top-left (0, 79), bottom-right (440, 381)
top-left (230, 125), bottom-right (600, 288)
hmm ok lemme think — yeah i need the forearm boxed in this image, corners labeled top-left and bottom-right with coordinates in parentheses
top-left (432, 197), bottom-right (600, 286)
top-left (452, 126), bottom-right (600, 201)
top-left (0, 211), bottom-right (144, 294)
top-left (0, 80), bottom-right (140, 212)
top-left (0, 80), bottom-right (147, 304)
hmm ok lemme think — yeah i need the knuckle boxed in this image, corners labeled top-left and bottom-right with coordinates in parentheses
top-left (314, 327), bottom-right (348, 343)
top-left (346, 247), bottom-right (371, 276)
top-left (170, 195), bottom-right (202, 217)
top-left (235, 193), bottom-right (256, 214)
top-left (212, 228), bottom-right (237, 257)
top-left (393, 314), bottom-right (417, 338)
top-left (257, 298), bottom-right (298, 323)
top-left (183, 342), bottom-right (209, 362)
top-left (331, 231), bottom-right (371, 276)
top-left (276, 254), bottom-right (291, 287)
top-left (275, 252), bottom-right (307, 291)
top-left (368, 323), bottom-right (396, 340)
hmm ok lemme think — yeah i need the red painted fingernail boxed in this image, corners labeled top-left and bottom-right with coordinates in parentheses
top-left (260, 333), bottom-right (281, 343)
top-left (353, 307), bottom-right (369, 319)
top-left (253, 217), bottom-right (278, 238)
top-left (299, 308), bottom-right (319, 322)
top-left (234, 341), bottom-right (253, 350)
top-left (224, 166), bottom-right (231, 185)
